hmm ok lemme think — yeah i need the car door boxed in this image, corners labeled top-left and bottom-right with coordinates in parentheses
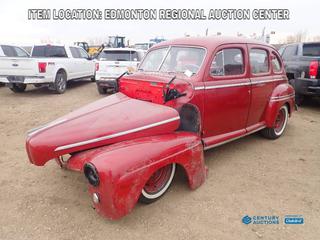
top-left (202, 44), bottom-right (251, 147)
top-left (76, 47), bottom-right (94, 77)
top-left (281, 44), bottom-right (299, 75)
top-left (246, 45), bottom-right (277, 129)
top-left (69, 46), bottom-right (81, 79)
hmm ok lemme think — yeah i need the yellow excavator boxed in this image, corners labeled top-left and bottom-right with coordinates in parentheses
top-left (75, 36), bottom-right (127, 57)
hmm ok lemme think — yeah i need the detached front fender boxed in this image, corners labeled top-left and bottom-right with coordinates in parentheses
top-left (77, 132), bottom-right (206, 220)
top-left (265, 83), bottom-right (295, 128)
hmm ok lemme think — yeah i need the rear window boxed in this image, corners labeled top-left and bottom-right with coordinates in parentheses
top-left (303, 43), bottom-right (320, 57)
top-left (250, 49), bottom-right (269, 74)
top-left (32, 46), bottom-right (67, 58)
top-left (1, 45), bottom-right (17, 57)
top-left (97, 50), bottom-right (137, 61)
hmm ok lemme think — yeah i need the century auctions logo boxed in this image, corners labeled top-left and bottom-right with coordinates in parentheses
top-left (242, 215), bottom-right (304, 225)
top-left (242, 215), bottom-right (279, 224)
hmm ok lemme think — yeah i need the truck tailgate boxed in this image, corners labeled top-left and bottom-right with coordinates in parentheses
top-left (0, 57), bottom-right (38, 76)
top-left (98, 61), bottom-right (137, 78)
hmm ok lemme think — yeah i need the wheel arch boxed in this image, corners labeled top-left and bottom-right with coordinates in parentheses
top-left (265, 83), bottom-right (295, 127)
top-left (55, 67), bottom-right (68, 80)
top-left (79, 132), bottom-right (206, 219)
top-left (178, 103), bottom-right (202, 134)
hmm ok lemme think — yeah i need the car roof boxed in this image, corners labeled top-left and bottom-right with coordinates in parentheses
top-left (102, 47), bottom-right (145, 52)
top-left (32, 44), bottom-right (80, 48)
top-left (154, 36), bottom-right (275, 50)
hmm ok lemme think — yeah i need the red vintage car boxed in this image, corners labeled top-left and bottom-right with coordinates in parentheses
top-left (26, 37), bottom-right (295, 219)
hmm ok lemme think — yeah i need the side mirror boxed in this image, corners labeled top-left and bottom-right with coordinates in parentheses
top-left (133, 58), bottom-right (138, 62)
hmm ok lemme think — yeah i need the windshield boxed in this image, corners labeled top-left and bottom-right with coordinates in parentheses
top-left (139, 46), bottom-right (206, 75)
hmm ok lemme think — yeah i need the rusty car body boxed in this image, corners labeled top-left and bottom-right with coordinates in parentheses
top-left (26, 37), bottom-right (295, 219)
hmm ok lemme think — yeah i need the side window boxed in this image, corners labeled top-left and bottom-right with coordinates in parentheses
top-left (70, 47), bottom-right (80, 58)
top-left (249, 48), bottom-right (269, 74)
top-left (1, 45), bottom-right (17, 57)
top-left (13, 47), bottom-right (29, 57)
top-left (271, 52), bottom-right (282, 73)
top-left (282, 45), bottom-right (297, 60)
top-left (210, 48), bottom-right (244, 76)
top-left (77, 48), bottom-right (89, 59)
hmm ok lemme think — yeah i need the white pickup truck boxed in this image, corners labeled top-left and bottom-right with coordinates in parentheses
top-left (0, 44), bottom-right (95, 94)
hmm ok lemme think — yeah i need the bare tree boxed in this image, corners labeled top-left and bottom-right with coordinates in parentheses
top-left (284, 30), bottom-right (308, 44)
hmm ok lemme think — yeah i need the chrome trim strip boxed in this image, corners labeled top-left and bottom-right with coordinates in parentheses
top-left (54, 116), bottom-right (180, 152)
top-left (270, 93), bottom-right (295, 100)
top-left (27, 119), bottom-right (68, 136)
top-left (205, 82), bottom-right (251, 89)
top-left (194, 78), bottom-right (286, 91)
top-left (270, 94), bottom-right (295, 102)
top-left (203, 125), bottom-right (266, 151)
top-left (251, 78), bottom-right (285, 85)
top-left (194, 86), bottom-right (205, 90)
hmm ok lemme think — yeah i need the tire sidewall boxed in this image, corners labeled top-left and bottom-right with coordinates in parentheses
top-left (141, 163), bottom-right (176, 200)
top-left (274, 105), bottom-right (289, 137)
top-left (55, 72), bottom-right (67, 94)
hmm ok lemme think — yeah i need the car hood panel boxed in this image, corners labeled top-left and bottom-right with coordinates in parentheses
top-left (26, 93), bottom-right (180, 166)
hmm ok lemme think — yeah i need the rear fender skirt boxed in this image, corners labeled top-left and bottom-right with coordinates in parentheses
top-left (83, 132), bottom-right (206, 220)
top-left (265, 83), bottom-right (295, 127)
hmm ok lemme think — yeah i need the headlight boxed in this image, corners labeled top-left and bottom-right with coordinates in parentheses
top-left (84, 163), bottom-right (100, 186)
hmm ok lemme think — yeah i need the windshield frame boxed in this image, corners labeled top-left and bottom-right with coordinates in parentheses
top-left (139, 45), bottom-right (207, 76)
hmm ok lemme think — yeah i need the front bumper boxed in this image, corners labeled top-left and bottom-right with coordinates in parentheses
top-left (291, 78), bottom-right (320, 96)
top-left (0, 75), bottom-right (53, 84)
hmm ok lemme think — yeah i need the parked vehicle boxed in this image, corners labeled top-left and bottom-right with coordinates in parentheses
top-left (279, 42), bottom-right (320, 104)
top-left (134, 42), bottom-right (156, 50)
top-left (95, 48), bottom-right (145, 94)
top-left (0, 44), bottom-right (95, 94)
top-left (26, 37), bottom-right (295, 220)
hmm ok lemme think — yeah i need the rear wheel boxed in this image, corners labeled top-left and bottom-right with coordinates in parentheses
top-left (54, 72), bottom-right (67, 94)
top-left (261, 105), bottom-right (289, 139)
top-left (97, 84), bottom-right (107, 94)
top-left (9, 83), bottom-right (27, 93)
top-left (139, 163), bottom-right (176, 204)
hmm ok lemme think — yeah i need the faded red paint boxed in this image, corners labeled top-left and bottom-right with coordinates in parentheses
top-left (26, 36), bottom-right (295, 220)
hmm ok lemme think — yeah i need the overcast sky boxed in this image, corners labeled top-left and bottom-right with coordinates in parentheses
top-left (1, 0), bottom-right (319, 45)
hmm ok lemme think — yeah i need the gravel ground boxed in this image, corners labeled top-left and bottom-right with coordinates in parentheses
top-left (0, 81), bottom-right (319, 240)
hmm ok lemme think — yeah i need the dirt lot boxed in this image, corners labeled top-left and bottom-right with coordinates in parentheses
top-left (0, 81), bottom-right (319, 240)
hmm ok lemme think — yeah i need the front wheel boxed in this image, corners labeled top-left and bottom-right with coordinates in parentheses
top-left (139, 163), bottom-right (176, 204)
top-left (261, 105), bottom-right (289, 139)
top-left (9, 83), bottom-right (27, 93)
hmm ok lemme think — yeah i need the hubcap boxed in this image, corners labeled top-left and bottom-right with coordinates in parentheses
top-left (274, 107), bottom-right (287, 135)
top-left (144, 164), bottom-right (173, 195)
